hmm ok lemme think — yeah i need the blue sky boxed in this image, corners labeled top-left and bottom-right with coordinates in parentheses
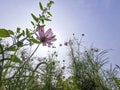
top-left (0, 0), bottom-right (120, 66)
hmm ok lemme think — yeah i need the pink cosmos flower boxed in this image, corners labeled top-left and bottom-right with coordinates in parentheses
top-left (36, 27), bottom-right (56, 46)
top-left (21, 55), bottom-right (27, 61)
top-left (64, 42), bottom-right (68, 46)
top-left (37, 57), bottom-right (46, 61)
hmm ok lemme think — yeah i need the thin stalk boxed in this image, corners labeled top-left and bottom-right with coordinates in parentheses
top-left (26, 62), bottom-right (47, 90)
top-left (3, 47), bottom-right (19, 80)
top-left (0, 44), bottom-right (4, 86)
top-left (12, 43), bottom-right (40, 78)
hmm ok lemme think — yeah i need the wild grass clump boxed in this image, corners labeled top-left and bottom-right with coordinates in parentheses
top-left (68, 35), bottom-right (120, 90)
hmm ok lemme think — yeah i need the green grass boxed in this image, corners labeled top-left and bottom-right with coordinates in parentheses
top-left (1, 37), bottom-right (120, 90)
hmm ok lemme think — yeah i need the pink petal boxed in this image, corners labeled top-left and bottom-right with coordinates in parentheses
top-left (43, 42), bottom-right (47, 46)
top-left (45, 28), bottom-right (54, 38)
top-left (47, 35), bottom-right (56, 40)
top-left (64, 42), bottom-right (68, 46)
top-left (47, 42), bottom-right (53, 46)
top-left (45, 28), bottom-right (52, 36)
top-left (46, 38), bottom-right (56, 43)
top-left (39, 27), bottom-right (45, 37)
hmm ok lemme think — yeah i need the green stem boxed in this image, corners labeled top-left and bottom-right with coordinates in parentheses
top-left (12, 43), bottom-right (40, 78)
top-left (0, 44), bottom-right (4, 86)
top-left (3, 47), bottom-right (19, 80)
top-left (27, 44), bottom-right (40, 61)
top-left (26, 62), bottom-right (47, 89)
top-left (0, 32), bottom-right (34, 53)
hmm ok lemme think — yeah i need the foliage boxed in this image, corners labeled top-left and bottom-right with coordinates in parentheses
top-left (68, 36), bottom-right (120, 90)
top-left (0, 0), bottom-right (55, 90)
top-left (0, 0), bottom-right (120, 90)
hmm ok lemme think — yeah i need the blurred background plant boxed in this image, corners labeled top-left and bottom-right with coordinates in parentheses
top-left (68, 35), bottom-right (120, 90)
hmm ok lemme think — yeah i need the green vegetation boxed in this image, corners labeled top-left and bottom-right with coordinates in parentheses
top-left (0, 0), bottom-right (120, 90)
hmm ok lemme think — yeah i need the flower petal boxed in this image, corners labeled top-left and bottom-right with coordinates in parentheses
top-left (46, 42), bottom-right (53, 46)
top-left (45, 28), bottom-right (52, 36)
top-left (36, 27), bottom-right (56, 46)
top-left (39, 27), bottom-right (45, 37)
top-left (64, 42), bottom-right (68, 46)
top-left (43, 42), bottom-right (47, 46)
top-left (46, 37), bottom-right (57, 43)
top-left (45, 28), bottom-right (54, 38)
